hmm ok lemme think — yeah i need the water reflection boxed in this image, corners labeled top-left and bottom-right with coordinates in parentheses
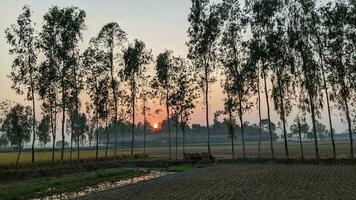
top-left (31, 170), bottom-right (173, 200)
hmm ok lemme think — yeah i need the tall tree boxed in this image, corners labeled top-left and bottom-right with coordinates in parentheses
top-left (83, 38), bottom-right (111, 160)
top-left (153, 50), bottom-right (174, 159)
top-left (37, 115), bottom-right (51, 147)
top-left (123, 39), bottom-right (152, 157)
top-left (268, 11), bottom-right (294, 159)
top-left (1, 104), bottom-right (32, 167)
top-left (311, 4), bottom-right (337, 158)
top-left (322, 1), bottom-right (355, 159)
top-left (5, 5), bottom-right (38, 163)
top-left (169, 57), bottom-right (199, 156)
top-left (220, 0), bottom-right (256, 158)
top-left (96, 22), bottom-right (127, 159)
top-left (187, 0), bottom-right (223, 155)
top-left (246, 0), bottom-right (283, 159)
top-left (41, 6), bottom-right (86, 161)
top-left (289, 0), bottom-right (324, 160)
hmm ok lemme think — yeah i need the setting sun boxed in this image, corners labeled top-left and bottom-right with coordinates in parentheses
top-left (153, 123), bottom-right (158, 129)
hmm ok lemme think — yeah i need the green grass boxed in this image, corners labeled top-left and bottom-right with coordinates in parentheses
top-left (168, 165), bottom-right (194, 172)
top-left (0, 168), bottom-right (146, 200)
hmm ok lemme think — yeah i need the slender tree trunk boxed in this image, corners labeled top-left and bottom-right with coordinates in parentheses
top-left (70, 123), bottom-right (73, 161)
top-left (16, 143), bottom-right (22, 168)
top-left (297, 118), bottom-right (304, 160)
top-left (257, 67), bottom-right (262, 160)
top-left (228, 105), bottom-right (235, 159)
top-left (131, 79), bottom-right (135, 157)
top-left (95, 117), bottom-right (99, 160)
top-left (314, 23), bottom-right (336, 158)
top-left (166, 93), bottom-right (172, 160)
top-left (344, 97), bottom-right (354, 159)
top-left (278, 78), bottom-right (289, 158)
top-left (239, 98), bottom-right (245, 159)
top-left (263, 72), bottom-right (274, 158)
top-left (205, 61), bottom-right (211, 155)
top-left (308, 91), bottom-right (319, 161)
top-left (110, 33), bottom-right (118, 160)
top-left (143, 101), bottom-right (147, 156)
top-left (31, 85), bottom-right (36, 163)
top-left (121, 123), bottom-right (125, 154)
top-left (77, 134), bottom-right (80, 160)
top-left (61, 74), bottom-right (66, 161)
top-left (105, 119), bottom-right (109, 160)
top-left (175, 117), bottom-right (178, 160)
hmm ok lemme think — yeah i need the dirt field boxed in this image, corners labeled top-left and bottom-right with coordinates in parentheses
top-left (80, 164), bottom-right (356, 200)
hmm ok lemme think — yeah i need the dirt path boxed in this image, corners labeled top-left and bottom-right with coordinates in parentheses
top-left (79, 164), bottom-right (356, 200)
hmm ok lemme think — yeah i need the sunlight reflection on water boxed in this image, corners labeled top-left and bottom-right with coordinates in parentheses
top-left (31, 170), bottom-right (173, 200)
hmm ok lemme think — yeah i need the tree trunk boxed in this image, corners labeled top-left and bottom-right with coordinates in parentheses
top-left (105, 118), bottom-right (109, 160)
top-left (70, 120), bottom-right (73, 161)
top-left (77, 134), bottom-right (80, 160)
top-left (278, 78), bottom-right (289, 158)
top-left (31, 85), bottom-right (36, 163)
top-left (61, 75), bottom-right (66, 161)
top-left (297, 118), bottom-right (304, 160)
top-left (263, 72), bottom-right (274, 158)
top-left (143, 101), bottom-right (147, 156)
top-left (110, 33), bottom-right (118, 160)
top-left (121, 123), bottom-right (125, 154)
top-left (131, 78), bottom-right (135, 157)
top-left (16, 143), bottom-right (22, 168)
top-left (239, 98), bottom-right (245, 159)
top-left (166, 93), bottom-right (172, 160)
top-left (229, 108), bottom-right (235, 159)
top-left (205, 61), bottom-right (211, 155)
top-left (175, 117), bottom-right (178, 160)
top-left (344, 97), bottom-right (354, 159)
top-left (95, 117), bottom-right (99, 160)
top-left (257, 68), bottom-right (262, 160)
top-left (308, 91), bottom-right (319, 161)
top-left (314, 23), bottom-right (336, 159)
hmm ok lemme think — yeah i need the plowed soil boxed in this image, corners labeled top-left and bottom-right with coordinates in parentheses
top-left (79, 164), bottom-right (356, 200)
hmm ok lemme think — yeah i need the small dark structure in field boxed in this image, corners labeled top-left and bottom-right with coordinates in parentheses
top-left (183, 152), bottom-right (216, 164)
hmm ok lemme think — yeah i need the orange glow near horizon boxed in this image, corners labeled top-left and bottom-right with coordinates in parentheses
top-left (153, 123), bottom-right (158, 129)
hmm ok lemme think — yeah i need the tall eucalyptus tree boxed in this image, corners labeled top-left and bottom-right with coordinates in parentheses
top-left (288, 0), bottom-right (323, 160)
top-left (187, 0), bottom-right (223, 155)
top-left (220, 0), bottom-right (256, 158)
top-left (169, 57), bottom-right (199, 155)
top-left (153, 50), bottom-right (174, 159)
top-left (322, 1), bottom-right (355, 159)
top-left (246, 0), bottom-right (283, 158)
top-left (41, 6), bottom-right (86, 161)
top-left (123, 39), bottom-right (152, 157)
top-left (96, 23), bottom-right (127, 158)
top-left (5, 5), bottom-right (38, 163)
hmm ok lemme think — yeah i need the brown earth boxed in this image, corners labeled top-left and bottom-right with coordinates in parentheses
top-left (79, 164), bottom-right (356, 200)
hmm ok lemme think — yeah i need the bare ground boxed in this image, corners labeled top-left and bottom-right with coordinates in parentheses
top-left (79, 164), bottom-right (356, 200)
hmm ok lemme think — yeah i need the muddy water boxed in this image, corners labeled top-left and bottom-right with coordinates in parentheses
top-left (31, 170), bottom-right (173, 200)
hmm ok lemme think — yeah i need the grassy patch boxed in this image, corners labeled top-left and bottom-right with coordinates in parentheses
top-left (0, 169), bottom-right (146, 200)
top-left (168, 165), bottom-right (194, 172)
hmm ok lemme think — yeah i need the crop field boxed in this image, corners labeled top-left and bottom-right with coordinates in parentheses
top-left (81, 164), bottom-right (356, 200)
top-left (0, 141), bottom-right (354, 167)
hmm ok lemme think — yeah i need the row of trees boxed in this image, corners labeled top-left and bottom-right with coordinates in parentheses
top-left (1, 0), bottom-right (355, 166)
top-left (1, 4), bottom-right (199, 165)
top-left (187, 0), bottom-right (355, 160)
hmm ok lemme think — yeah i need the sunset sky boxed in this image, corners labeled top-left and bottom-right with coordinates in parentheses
top-left (0, 0), bottom-right (349, 137)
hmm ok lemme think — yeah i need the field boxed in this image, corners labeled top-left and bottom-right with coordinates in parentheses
top-left (80, 164), bottom-right (356, 200)
top-left (0, 141), bottom-right (354, 167)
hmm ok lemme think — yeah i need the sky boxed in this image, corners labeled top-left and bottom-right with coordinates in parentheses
top-left (0, 0), bottom-right (350, 139)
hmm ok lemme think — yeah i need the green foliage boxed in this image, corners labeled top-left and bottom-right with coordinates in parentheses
top-left (1, 104), bottom-right (32, 147)
top-left (37, 115), bottom-right (51, 147)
